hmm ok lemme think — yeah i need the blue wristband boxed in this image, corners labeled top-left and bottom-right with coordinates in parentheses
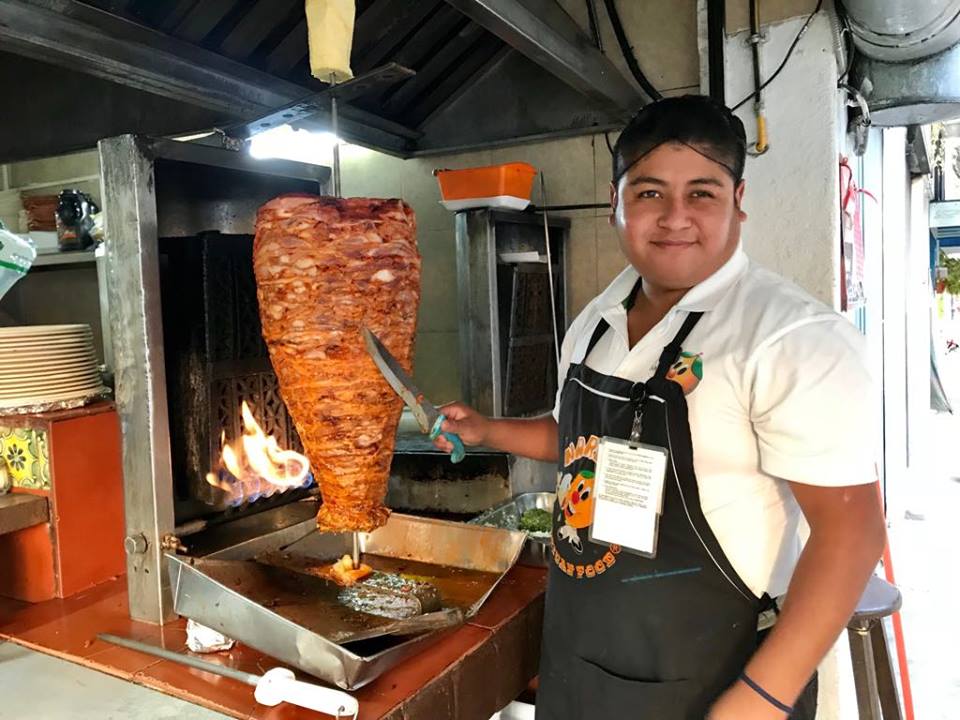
top-left (739, 672), bottom-right (795, 715)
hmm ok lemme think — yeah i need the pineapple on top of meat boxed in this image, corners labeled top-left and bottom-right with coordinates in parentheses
top-left (329, 554), bottom-right (373, 586)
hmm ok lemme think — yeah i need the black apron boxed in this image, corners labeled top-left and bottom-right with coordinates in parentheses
top-left (537, 307), bottom-right (770, 720)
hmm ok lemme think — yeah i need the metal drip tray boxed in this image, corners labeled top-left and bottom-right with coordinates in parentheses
top-left (167, 513), bottom-right (526, 689)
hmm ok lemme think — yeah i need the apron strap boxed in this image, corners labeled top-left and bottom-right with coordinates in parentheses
top-left (582, 276), bottom-right (644, 361)
top-left (583, 318), bottom-right (611, 360)
top-left (582, 281), bottom-right (703, 379)
top-left (654, 311), bottom-right (704, 378)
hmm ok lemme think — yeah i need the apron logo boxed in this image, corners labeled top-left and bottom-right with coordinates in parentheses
top-left (552, 435), bottom-right (620, 580)
top-left (562, 434), bottom-right (600, 467)
top-left (666, 352), bottom-right (703, 394)
top-left (553, 463), bottom-right (621, 576)
top-left (551, 541), bottom-right (621, 578)
top-left (559, 470), bottom-right (595, 530)
top-left (554, 469), bottom-right (596, 555)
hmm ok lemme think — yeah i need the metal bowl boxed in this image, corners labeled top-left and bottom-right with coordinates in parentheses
top-left (470, 492), bottom-right (555, 567)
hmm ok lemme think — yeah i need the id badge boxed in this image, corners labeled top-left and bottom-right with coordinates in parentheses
top-left (588, 436), bottom-right (669, 558)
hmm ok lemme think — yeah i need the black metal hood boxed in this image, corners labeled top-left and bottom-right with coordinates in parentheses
top-left (0, 0), bottom-right (647, 162)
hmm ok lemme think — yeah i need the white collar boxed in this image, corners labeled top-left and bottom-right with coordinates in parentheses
top-left (596, 245), bottom-right (748, 314)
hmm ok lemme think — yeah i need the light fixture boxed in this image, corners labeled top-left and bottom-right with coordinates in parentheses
top-left (249, 125), bottom-right (340, 166)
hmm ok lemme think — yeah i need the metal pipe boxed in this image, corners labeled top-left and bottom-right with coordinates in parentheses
top-left (827, 0), bottom-right (851, 82)
top-left (529, 202), bottom-right (608, 212)
top-left (98, 633), bottom-right (260, 686)
top-left (706, 0), bottom-right (726, 103)
top-left (330, 74), bottom-right (342, 198)
top-left (749, 0), bottom-right (762, 101)
top-left (748, 0), bottom-right (768, 154)
top-left (539, 173), bottom-right (561, 372)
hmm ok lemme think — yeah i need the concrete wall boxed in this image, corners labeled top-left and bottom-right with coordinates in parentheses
top-left (557, 0), bottom-right (701, 96)
top-left (726, 0), bottom-right (816, 33)
top-left (723, 11), bottom-right (843, 308)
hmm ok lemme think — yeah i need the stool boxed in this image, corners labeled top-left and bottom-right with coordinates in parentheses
top-left (847, 575), bottom-right (904, 720)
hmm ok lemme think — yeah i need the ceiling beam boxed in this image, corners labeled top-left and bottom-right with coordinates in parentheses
top-left (381, 22), bottom-right (487, 117)
top-left (0, 0), bottom-right (416, 153)
top-left (265, 17), bottom-right (308, 75)
top-left (405, 39), bottom-right (508, 128)
top-left (442, 0), bottom-right (639, 112)
top-left (353, 1), bottom-right (442, 75)
top-left (172, 0), bottom-right (239, 45)
top-left (219, 0), bottom-right (301, 61)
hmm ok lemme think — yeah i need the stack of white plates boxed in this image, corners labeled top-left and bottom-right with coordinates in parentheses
top-left (0, 324), bottom-right (106, 410)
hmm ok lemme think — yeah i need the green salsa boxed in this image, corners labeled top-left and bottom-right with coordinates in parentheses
top-left (518, 508), bottom-right (552, 533)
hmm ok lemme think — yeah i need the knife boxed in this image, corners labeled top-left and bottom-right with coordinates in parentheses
top-left (361, 327), bottom-right (465, 463)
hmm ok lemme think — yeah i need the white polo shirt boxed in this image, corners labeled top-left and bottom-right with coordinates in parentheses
top-left (553, 246), bottom-right (875, 598)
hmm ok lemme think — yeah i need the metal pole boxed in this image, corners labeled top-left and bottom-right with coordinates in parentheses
top-left (330, 74), bottom-right (342, 198)
top-left (331, 72), bottom-right (351, 560)
top-left (706, 0), bottom-right (726, 104)
top-left (539, 173), bottom-right (561, 371)
top-left (98, 633), bottom-right (260, 686)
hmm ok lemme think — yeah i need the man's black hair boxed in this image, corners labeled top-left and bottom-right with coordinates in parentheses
top-left (612, 95), bottom-right (748, 184)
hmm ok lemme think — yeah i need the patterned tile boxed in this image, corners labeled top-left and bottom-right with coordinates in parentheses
top-left (0, 426), bottom-right (51, 490)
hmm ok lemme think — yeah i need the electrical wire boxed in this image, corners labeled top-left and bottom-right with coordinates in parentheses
top-left (731, 0), bottom-right (824, 112)
top-left (601, 0), bottom-right (663, 102)
top-left (838, 28), bottom-right (855, 83)
top-left (833, 0), bottom-right (855, 85)
top-left (837, 29), bottom-right (855, 84)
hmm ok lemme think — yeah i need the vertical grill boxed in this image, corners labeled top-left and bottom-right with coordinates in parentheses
top-left (502, 263), bottom-right (561, 416)
top-left (160, 231), bottom-right (303, 517)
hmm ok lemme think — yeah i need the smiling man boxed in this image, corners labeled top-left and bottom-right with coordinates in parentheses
top-left (436, 95), bottom-right (886, 719)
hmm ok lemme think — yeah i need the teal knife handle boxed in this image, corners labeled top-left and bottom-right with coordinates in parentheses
top-left (429, 415), bottom-right (465, 464)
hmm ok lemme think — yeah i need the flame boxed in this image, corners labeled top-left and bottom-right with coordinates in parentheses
top-left (206, 401), bottom-right (312, 506)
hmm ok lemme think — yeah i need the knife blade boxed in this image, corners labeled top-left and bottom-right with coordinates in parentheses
top-left (361, 327), bottom-right (465, 463)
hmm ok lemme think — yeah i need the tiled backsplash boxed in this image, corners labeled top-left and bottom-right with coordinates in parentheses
top-left (0, 425), bottom-right (51, 491)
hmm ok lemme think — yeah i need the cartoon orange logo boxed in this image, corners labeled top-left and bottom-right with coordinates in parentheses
top-left (666, 352), bottom-right (702, 394)
top-left (560, 470), bottom-right (595, 530)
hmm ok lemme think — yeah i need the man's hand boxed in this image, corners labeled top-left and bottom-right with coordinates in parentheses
top-left (432, 404), bottom-right (560, 462)
top-left (727, 482), bottom-right (885, 712)
top-left (434, 402), bottom-right (491, 451)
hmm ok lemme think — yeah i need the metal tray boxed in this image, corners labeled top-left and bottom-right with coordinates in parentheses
top-left (167, 513), bottom-right (526, 690)
top-left (471, 492), bottom-right (555, 567)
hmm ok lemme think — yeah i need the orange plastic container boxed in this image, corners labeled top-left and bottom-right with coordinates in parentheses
top-left (434, 162), bottom-right (538, 211)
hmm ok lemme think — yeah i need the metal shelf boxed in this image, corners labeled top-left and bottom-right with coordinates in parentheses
top-left (31, 250), bottom-right (97, 267)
